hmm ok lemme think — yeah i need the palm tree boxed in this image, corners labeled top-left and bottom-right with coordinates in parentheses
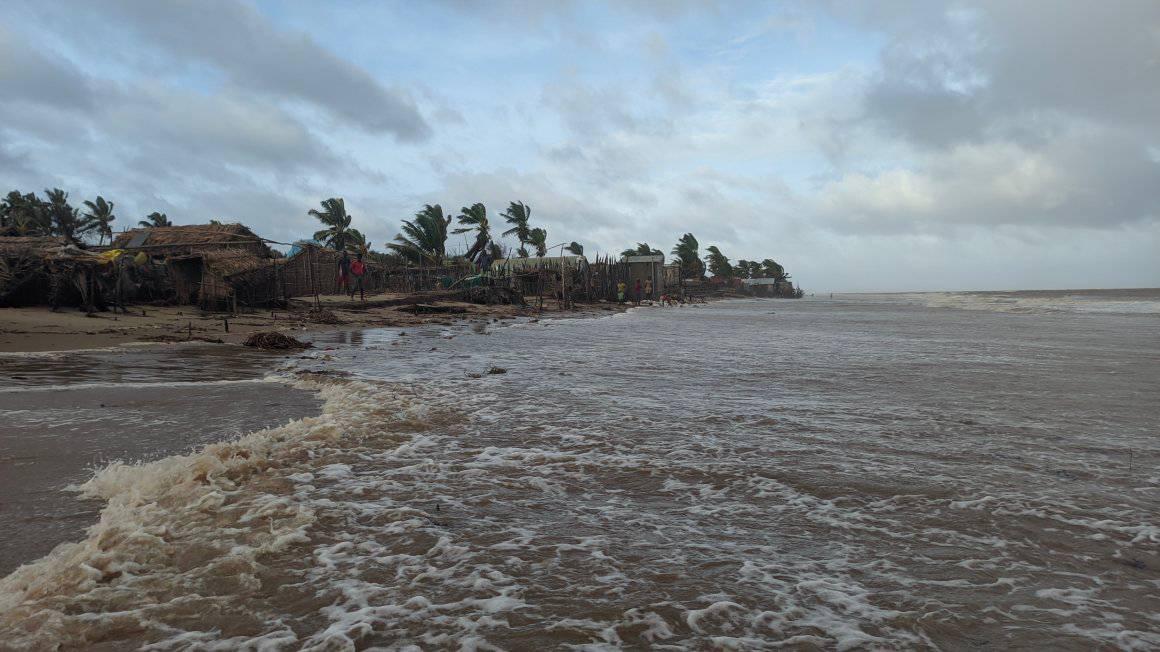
top-left (734, 259), bottom-right (753, 279)
top-left (671, 233), bottom-right (702, 278)
top-left (761, 258), bottom-right (786, 280)
top-left (82, 196), bottom-right (115, 245)
top-left (501, 201), bottom-right (532, 257)
top-left (564, 241), bottom-right (584, 256)
top-left (705, 245), bottom-right (732, 279)
top-left (528, 227), bottom-right (548, 257)
top-left (309, 198), bottom-right (357, 251)
top-left (347, 229), bottom-right (371, 256)
top-left (388, 204), bottom-right (452, 265)
top-left (620, 242), bottom-right (662, 257)
top-left (2, 191), bottom-right (48, 235)
top-left (44, 188), bottom-right (89, 243)
top-left (139, 211), bottom-right (171, 228)
top-left (454, 203), bottom-right (492, 262)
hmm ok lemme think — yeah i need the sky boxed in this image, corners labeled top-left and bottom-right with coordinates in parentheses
top-left (1, 0), bottom-right (1157, 292)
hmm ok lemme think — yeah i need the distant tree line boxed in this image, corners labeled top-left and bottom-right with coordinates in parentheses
top-left (1, 187), bottom-right (794, 285)
top-left (0, 188), bottom-right (176, 246)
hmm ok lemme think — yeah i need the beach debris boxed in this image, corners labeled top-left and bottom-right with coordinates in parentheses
top-left (306, 308), bottom-right (345, 324)
top-left (243, 331), bottom-right (312, 350)
top-left (487, 366), bottom-right (507, 375)
top-left (466, 372), bottom-right (483, 379)
top-left (411, 303), bottom-right (467, 315)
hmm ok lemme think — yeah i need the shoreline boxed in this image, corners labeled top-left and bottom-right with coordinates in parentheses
top-left (0, 292), bottom-right (633, 354)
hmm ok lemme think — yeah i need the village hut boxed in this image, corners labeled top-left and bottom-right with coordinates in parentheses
top-left (741, 277), bottom-right (796, 297)
top-left (111, 223), bottom-right (269, 258)
top-left (0, 236), bottom-right (112, 308)
top-left (621, 254), bottom-right (665, 299)
top-left (108, 223), bottom-right (276, 308)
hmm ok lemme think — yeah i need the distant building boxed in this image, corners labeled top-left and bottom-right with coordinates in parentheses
top-left (741, 277), bottom-right (795, 297)
top-left (622, 254), bottom-right (665, 298)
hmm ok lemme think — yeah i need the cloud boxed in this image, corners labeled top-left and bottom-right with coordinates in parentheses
top-left (0, 27), bottom-right (93, 110)
top-left (82, 0), bottom-right (431, 141)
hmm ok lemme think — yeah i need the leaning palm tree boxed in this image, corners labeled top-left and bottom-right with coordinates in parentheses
top-left (528, 227), bottom-right (548, 257)
top-left (564, 241), bottom-right (584, 256)
top-left (454, 203), bottom-right (492, 262)
top-left (388, 204), bottom-right (452, 265)
top-left (309, 198), bottom-right (356, 251)
top-left (347, 228), bottom-right (371, 256)
top-left (44, 188), bottom-right (89, 243)
top-left (139, 211), bottom-right (171, 228)
top-left (705, 245), bottom-right (733, 279)
top-left (501, 201), bottom-right (532, 257)
top-left (761, 258), bottom-right (786, 281)
top-left (671, 233), bottom-right (702, 278)
top-left (82, 196), bottom-right (115, 245)
top-left (620, 242), bottom-right (662, 257)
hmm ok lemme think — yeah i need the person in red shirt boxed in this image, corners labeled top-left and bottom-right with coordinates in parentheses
top-left (350, 254), bottom-right (366, 301)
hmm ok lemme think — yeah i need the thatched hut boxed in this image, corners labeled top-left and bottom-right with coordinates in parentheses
top-left (0, 236), bottom-right (112, 308)
top-left (111, 223), bottom-right (270, 258)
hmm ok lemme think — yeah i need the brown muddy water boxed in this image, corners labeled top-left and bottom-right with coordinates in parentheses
top-left (1, 292), bottom-right (1158, 650)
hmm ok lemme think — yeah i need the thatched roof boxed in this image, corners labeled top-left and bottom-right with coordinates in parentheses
top-left (171, 248), bottom-right (273, 277)
top-left (111, 223), bottom-right (266, 251)
top-left (0, 236), bottom-right (71, 257)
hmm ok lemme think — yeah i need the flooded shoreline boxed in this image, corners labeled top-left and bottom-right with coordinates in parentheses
top-left (1, 292), bottom-right (1158, 649)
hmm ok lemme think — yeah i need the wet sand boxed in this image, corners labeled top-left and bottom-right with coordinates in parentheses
top-left (0, 346), bottom-right (324, 576)
top-left (0, 292), bottom-right (561, 353)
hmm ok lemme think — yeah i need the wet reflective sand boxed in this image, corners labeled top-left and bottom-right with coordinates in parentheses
top-left (0, 344), bottom-right (321, 575)
top-left (0, 292), bottom-right (1157, 649)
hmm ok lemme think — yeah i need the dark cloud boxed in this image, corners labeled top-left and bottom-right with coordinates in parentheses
top-left (69, 0), bottom-right (431, 142)
top-left (0, 28), bottom-right (93, 110)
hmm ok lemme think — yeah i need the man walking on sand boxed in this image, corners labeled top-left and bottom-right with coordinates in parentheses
top-left (350, 253), bottom-right (366, 301)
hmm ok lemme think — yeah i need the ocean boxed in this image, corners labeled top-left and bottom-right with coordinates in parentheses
top-left (1, 289), bottom-right (1158, 650)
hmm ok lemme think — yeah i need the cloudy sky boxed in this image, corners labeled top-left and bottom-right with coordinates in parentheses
top-left (2, 0), bottom-right (1157, 291)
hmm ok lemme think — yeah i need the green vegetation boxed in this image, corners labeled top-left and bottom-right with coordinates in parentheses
top-left (388, 204), bottom-right (452, 265)
top-left (309, 198), bottom-right (362, 252)
top-left (81, 197), bottom-right (115, 245)
top-left (501, 201), bottom-right (533, 258)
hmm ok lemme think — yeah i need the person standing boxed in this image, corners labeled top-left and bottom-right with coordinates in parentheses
top-left (616, 280), bottom-right (627, 303)
top-left (634, 279), bottom-right (642, 305)
top-left (337, 250), bottom-right (351, 295)
top-left (643, 277), bottom-right (653, 301)
top-left (350, 253), bottom-right (366, 301)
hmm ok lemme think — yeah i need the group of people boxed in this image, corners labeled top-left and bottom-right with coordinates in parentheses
top-left (337, 251), bottom-right (367, 300)
top-left (617, 277), bottom-right (685, 306)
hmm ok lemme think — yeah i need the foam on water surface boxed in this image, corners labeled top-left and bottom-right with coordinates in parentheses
top-left (1, 295), bottom-right (1158, 649)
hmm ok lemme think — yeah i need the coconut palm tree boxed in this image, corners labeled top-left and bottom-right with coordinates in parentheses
top-left (139, 211), bottom-right (171, 228)
top-left (2, 191), bottom-right (48, 235)
top-left (705, 245), bottom-right (732, 279)
top-left (347, 229), bottom-right (371, 256)
top-left (528, 227), bottom-right (548, 257)
top-left (388, 204), bottom-right (452, 265)
top-left (44, 188), bottom-right (89, 243)
top-left (81, 196), bottom-right (116, 245)
top-left (501, 201), bottom-right (532, 257)
top-left (620, 242), bottom-right (662, 257)
top-left (309, 197), bottom-right (360, 251)
top-left (454, 203), bottom-right (492, 262)
top-left (671, 233), bottom-right (702, 278)
top-left (761, 258), bottom-right (786, 280)
top-left (565, 241), bottom-right (584, 256)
